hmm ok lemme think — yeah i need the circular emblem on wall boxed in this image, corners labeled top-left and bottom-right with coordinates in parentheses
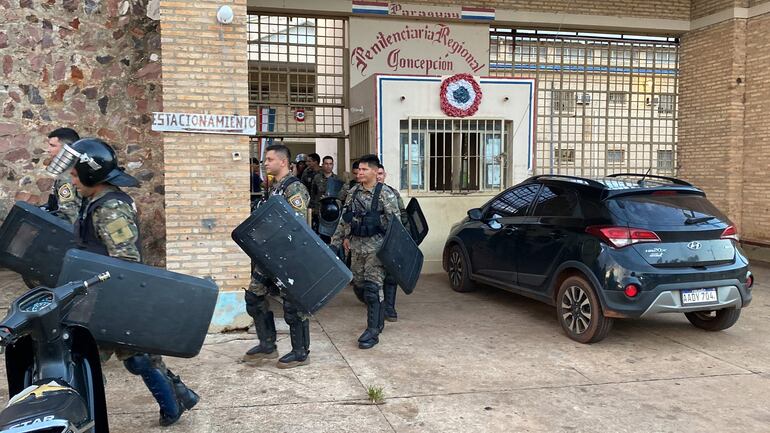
top-left (440, 73), bottom-right (482, 118)
top-left (295, 108), bottom-right (306, 122)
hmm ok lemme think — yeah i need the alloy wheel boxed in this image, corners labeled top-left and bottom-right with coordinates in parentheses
top-left (561, 285), bottom-right (592, 334)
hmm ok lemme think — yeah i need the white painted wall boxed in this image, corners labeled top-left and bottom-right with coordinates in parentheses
top-left (351, 74), bottom-right (536, 273)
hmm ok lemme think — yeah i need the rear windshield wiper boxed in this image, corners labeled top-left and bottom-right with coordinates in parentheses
top-left (685, 215), bottom-right (716, 225)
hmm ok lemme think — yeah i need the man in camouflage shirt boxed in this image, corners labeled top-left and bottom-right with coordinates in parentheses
top-left (300, 152), bottom-right (320, 194)
top-left (376, 163), bottom-right (409, 322)
top-left (331, 154), bottom-right (400, 349)
top-left (42, 127), bottom-right (82, 223)
top-left (244, 143), bottom-right (313, 369)
top-left (310, 155), bottom-right (339, 234)
top-left (67, 138), bottom-right (198, 427)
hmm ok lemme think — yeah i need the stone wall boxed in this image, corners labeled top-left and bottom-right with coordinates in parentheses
top-left (0, 0), bottom-right (165, 265)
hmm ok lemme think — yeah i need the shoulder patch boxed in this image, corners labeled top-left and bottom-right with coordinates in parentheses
top-left (58, 183), bottom-right (73, 200)
top-left (288, 193), bottom-right (305, 210)
top-left (105, 216), bottom-right (134, 245)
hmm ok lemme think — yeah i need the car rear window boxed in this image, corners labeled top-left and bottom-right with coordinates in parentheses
top-left (607, 193), bottom-right (729, 226)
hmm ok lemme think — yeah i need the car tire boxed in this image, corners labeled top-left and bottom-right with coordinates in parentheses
top-left (447, 244), bottom-right (475, 293)
top-left (556, 275), bottom-right (613, 344)
top-left (684, 308), bottom-right (741, 331)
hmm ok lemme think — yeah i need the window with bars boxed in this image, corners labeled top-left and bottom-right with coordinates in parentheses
top-left (247, 14), bottom-right (346, 138)
top-left (490, 28), bottom-right (679, 178)
top-left (657, 149), bottom-right (674, 171)
top-left (400, 119), bottom-right (510, 193)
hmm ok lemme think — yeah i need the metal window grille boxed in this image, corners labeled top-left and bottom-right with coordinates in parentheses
top-left (349, 120), bottom-right (370, 164)
top-left (490, 28), bottom-right (679, 178)
top-left (247, 14), bottom-right (347, 139)
top-left (400, 119), bottom-right (510, 193)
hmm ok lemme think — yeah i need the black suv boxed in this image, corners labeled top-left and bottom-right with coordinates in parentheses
top-left (442, 174), bottom-right (754, 343)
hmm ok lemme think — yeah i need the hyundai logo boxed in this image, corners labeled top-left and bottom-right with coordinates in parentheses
top-left (687, 241), bottom-right (702, 250)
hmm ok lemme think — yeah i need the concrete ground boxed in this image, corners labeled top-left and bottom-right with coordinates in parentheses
top-left (0, 265), bottom-right (769, 432)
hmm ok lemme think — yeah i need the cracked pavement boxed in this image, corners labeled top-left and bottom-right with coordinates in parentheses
top-left (1, 265), bottom-right (769, 432)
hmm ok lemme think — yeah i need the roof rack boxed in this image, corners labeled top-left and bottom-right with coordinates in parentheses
top-left (530, 174), bottom-right (606, 188)
top-left (605, 173), bottom-right (693, 187)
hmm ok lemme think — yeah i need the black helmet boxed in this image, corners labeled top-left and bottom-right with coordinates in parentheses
top-left (69, 138), bottom-right (139, 187)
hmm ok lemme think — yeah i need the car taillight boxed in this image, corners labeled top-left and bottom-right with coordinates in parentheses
top-left (721, 225), bottom-right (739, 242)
top-left (586, 226), bottom-right (661, 248)
top-left (746, 274), bottom-right (754, 289)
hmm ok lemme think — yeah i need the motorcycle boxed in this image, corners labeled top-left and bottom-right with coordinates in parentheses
top-left (0, 272), bottom-right (111, 433)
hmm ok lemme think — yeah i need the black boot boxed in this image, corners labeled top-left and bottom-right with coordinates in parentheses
top-left (244, 292), bottom-right (278, 359)
top-left (359, 284), bottom-right (384, 349)
top-left (167, 369), bottom-right (199, 411)
top-left (277, 300), bottom-right (310, 369)
top-left (383, 277), bottom-right (398, 322)
top-left (124, 355), bottom-right (184, 427)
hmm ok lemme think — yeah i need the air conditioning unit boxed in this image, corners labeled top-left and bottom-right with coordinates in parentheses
top-left (576, 93), bottom-right (592, 105)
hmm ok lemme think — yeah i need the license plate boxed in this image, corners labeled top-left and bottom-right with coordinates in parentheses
top-left (681, 288), bottom-right (718, 305)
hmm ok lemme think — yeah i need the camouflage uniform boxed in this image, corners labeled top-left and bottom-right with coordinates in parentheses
top-left (331, 183), bottom-right (400, 296)
top-left (245, 173), bottom-right (313, 367)
top-left (310, 171), bottom-right (339, 215)
top-left (45, 174), bottom-right (82, 224)
top-left (337, 181), bottom-right (357, 205)
top-left (300, 167), bottom-right (317, 194)
top-left (332, 182), bottom-right (400, 348)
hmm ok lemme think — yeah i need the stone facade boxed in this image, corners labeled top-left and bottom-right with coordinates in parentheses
top-left (0, 0), bottom-right (166, 266)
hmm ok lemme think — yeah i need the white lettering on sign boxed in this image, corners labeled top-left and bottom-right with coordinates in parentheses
top-left (151, 112), bottom-right (258, 135)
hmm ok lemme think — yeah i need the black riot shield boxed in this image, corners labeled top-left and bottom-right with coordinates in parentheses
top-left (406, 197), bottom-right (429, 246)
top-left (377, 218), bottom-right (423, 294)
top-left (232, 196), bottom-right (352, 314)
top-left (325, 178), bottom-right (344, 198)
top-left (318, 178), bottom-right (345, 237)
top-left (0, 201), bottom-right (76, 287)
top-left (317, 197), bottom-right (342, 237)
top-left (59, 249), bottom-right (218, 358)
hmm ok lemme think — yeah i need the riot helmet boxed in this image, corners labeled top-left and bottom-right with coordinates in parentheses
top-left (47, 138), bottom-right (139, 187)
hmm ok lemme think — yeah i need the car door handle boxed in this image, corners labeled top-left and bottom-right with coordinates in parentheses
top-left (504, 227), bottom-right (518, 235)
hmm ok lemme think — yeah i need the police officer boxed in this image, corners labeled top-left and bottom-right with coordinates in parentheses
top-left (244, 143), bottom-right (313, 369)
top-left (338, 159), bottom-right (359, 204)
top-left (294, 153), bottom-right (307, 179)
top-left (310, 155), bottom-right (338, 235)
top-left (64, 138), bottom-right (198, 426)
top-left (331, 154), bottom-right (400, 349)
top-left (376, 163), bottom-right (409, 322)
top-left (301, 152), bottom-right (320, 192)
top-left (42, 127), bottom-right (82, 223)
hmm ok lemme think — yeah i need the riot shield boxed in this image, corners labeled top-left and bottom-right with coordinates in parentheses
top-left (376, 218), bottom-right (423, 294)
top-left (325, 178), bottom-right (344, 198)
top-left (406, 197), bottom-right (429, 246)
top-left (0, 201), bottom-right (75, 288)
top-left (59, 249), bottom-right (218, 358)
top-left (317, 197), bottom-right (342, 237)
top-left (232, 196), bottom-right (352, 314)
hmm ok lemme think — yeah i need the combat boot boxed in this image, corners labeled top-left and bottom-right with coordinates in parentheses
top-left (277, 319), bottom-right (310, 369)
top-left (383, 278), bottom-right (398, 322)
top-left (359, 286), bottom-right (384, 349)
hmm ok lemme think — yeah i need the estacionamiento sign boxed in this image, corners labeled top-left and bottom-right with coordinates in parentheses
top-left (151, 112), bottom-right (257, 135)
top-left (350, 18), bottom-right (489, 86)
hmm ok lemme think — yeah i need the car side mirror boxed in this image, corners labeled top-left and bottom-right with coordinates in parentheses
top-left (467, 208), bottom-right (482, 221)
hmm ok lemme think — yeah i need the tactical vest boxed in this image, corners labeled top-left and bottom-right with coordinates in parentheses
top-left (343, 183), bottom-right (385, 237)
top-left (74, 191), bottom-right (141, 257)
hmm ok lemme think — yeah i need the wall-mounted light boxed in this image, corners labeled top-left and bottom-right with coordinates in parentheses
top-left (503, 96), bottom-right (509, 102)
top-left (400, 96), bottom-right (406, 101)
top-left (217, 5), bottom-right (234, 24)
top-left (351, 106), bottom-right (364, 114)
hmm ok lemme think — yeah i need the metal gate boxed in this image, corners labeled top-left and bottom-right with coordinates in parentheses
top-left (247, 14), bottom-right (347, 139)
top-left (490, 29), bottom-right (679, 177)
